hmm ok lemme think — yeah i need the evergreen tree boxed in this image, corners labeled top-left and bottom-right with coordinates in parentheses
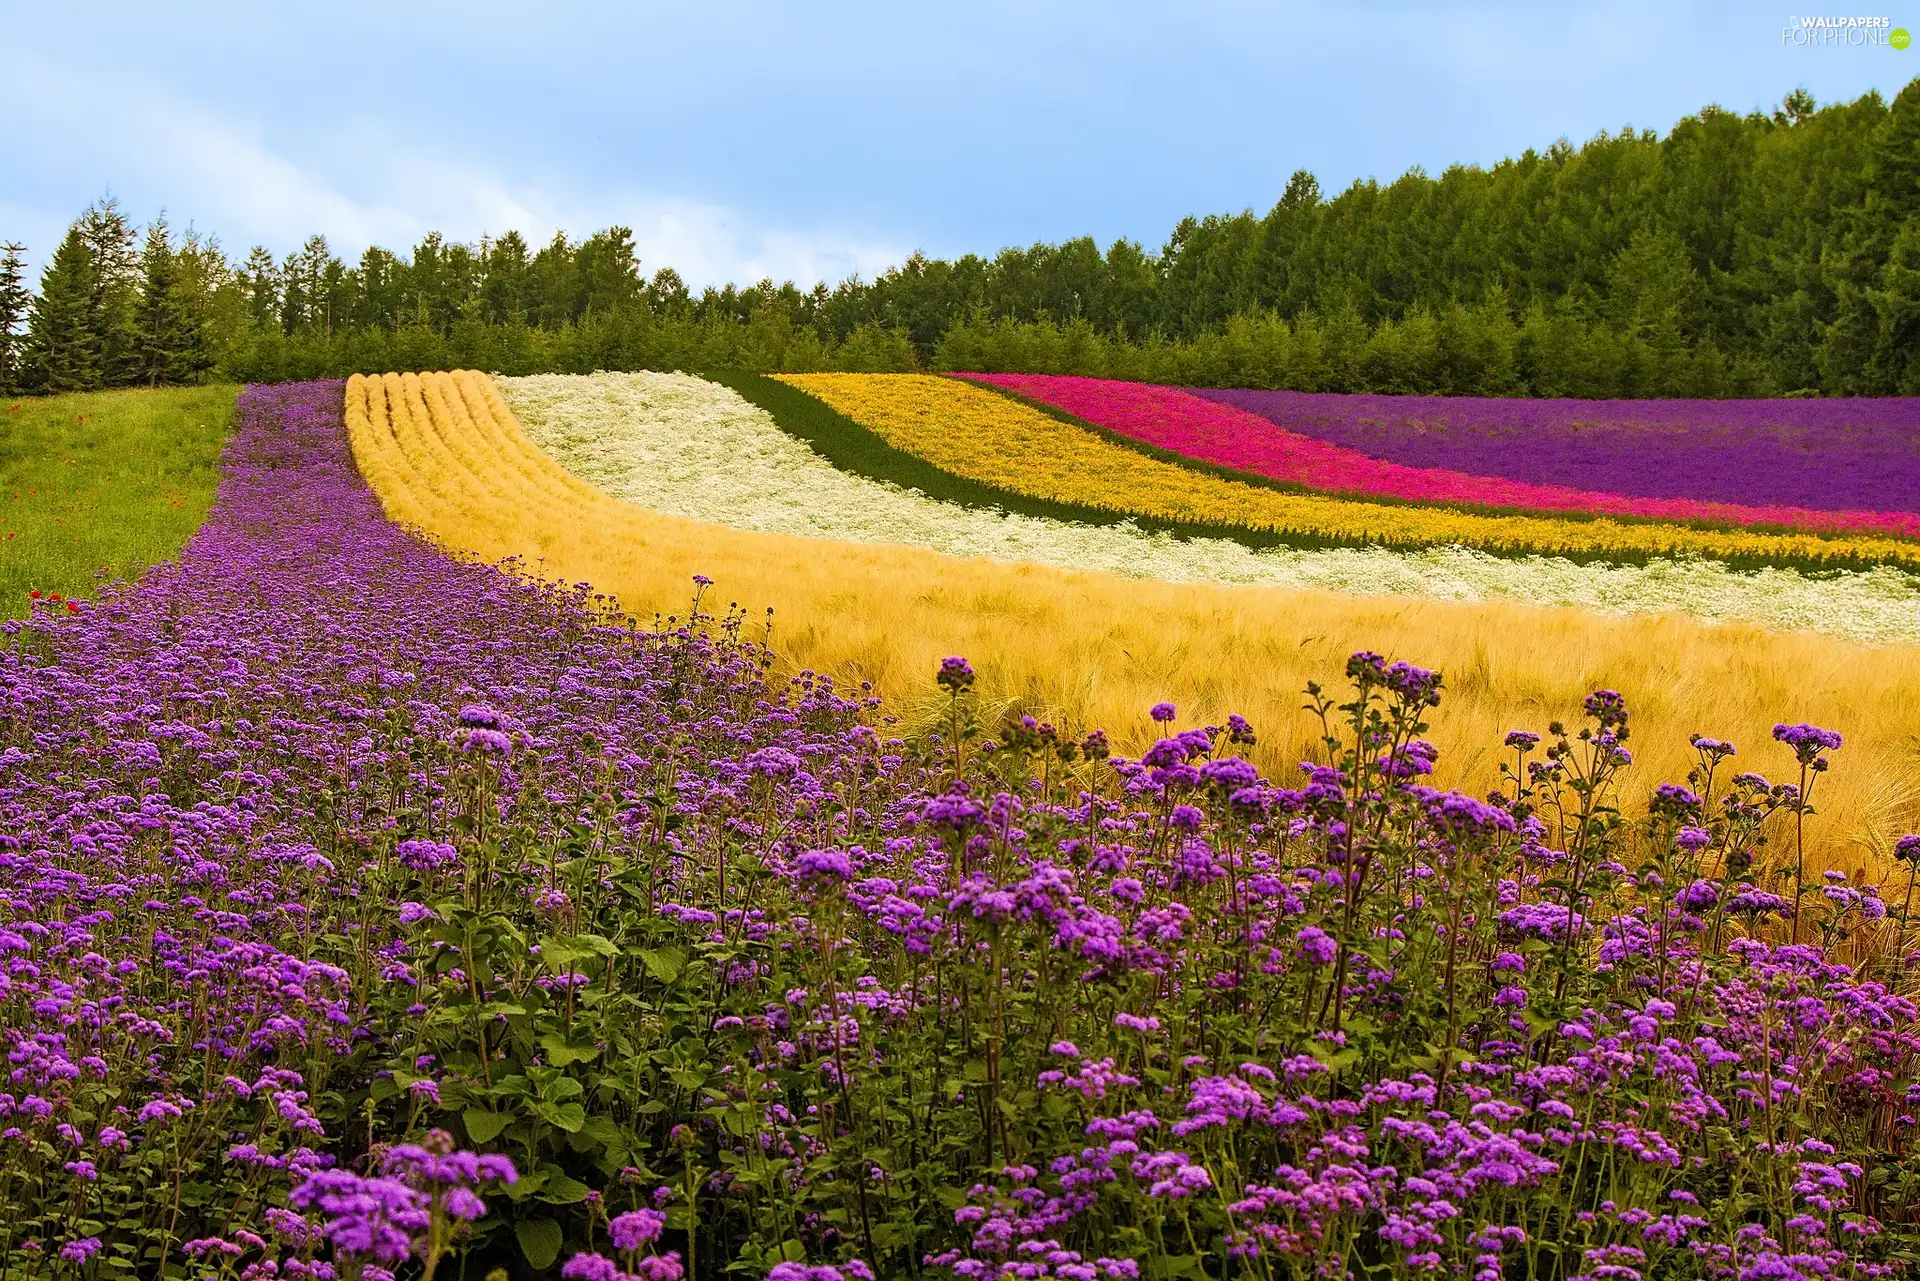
top-left (77, 197), bottom-right (141, 387)
top-left (26, 228), bottom-right (101, 392)
top-left (240, 246), bottom-right (279, 330)
top-left (133, 217), bottom-right (191, 386)
top-left (171, 229), bottom-right (230, 384)
top-left (0, 242), bottom-right (28, 396)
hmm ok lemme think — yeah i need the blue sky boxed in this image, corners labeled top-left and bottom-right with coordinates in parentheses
top-left (2, 1), bottom-right (1913, 287)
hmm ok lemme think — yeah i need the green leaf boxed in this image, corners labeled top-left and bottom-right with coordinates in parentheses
top-left (538, 937), bottom-right (588, 970)
top-left (538, 1172), bottom-right (593, 1204)
top-left (515, 1219), bottom-right (564, 1270)
top-left (536, 1072), bottom-right (584, 1101)
top-left (532, 1100), bottom-right (587, 1132)
top-left (463, 1108), bottom-right (512, 1144)
top-left (870, 1222), bottom-right (916, 1249)
top-left (639, 947), bottom-right (686, 983)
top-left (539, 1032), bottom-right (600, 1067)
top-left (539, 933), bottom-right (616, 970)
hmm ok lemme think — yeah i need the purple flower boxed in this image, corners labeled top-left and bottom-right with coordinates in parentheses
top-left (1201, 756), bottom-right (1259, 790)
top-left (1498, 902), bottom-right (1588, 941)
top-left (794, 849), bottom-right (854, 884)
top-left (396, 840), bottom-right (459, 871)
top-left (635, 1254), bottom-right (686, 1281)
top-left (1296, 926), bottom-right (1337, 965)
top-left (608, 1208), bottom-right (666, 1251)
top-left (1181, 384), bottom-right (1920, 521)
top-left (1676, 880), bottom-right (1720, 911)
top-left (1346, 650), bottom-right (1388, 682)
top-left (290, 1169), bottom-right (430, 1264)
top-left (1149, 702), bottom-right (1177, 723)
top-left (936, 656), bottom-right (975, 694)
top-left (60, 1238), bottom-right (102, 1264)
top-left (1651, 782), bottom-right (1702, 817)
top-left (1728, 889), bottom-right (1790, 916)
top-left (1383, 661), bottom-right (1441, 704)
top-left (1773, 722), bottom-right (1842, 764)
top-left (1410, 786), bottom-right (1516, 837)
top-left (767, 1265), bottom-right (874, 1281)
top-left (921, 790), bottom-right (985, 830)
top-left (457, 727), bottom-right (513, 755)
top-left (562, 1253), bottom-right (622, 1281)
top-left (1583, 689), bottom-right (1628, 731)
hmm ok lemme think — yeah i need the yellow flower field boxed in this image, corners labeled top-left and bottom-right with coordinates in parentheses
top-left (345, 371), bottom-right (1920, 875)
top-left (776, 372), bottom-right (1920, 568)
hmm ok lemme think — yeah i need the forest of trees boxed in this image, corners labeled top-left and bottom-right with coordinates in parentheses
top-left (5, 78), bottom-right (1920, 399)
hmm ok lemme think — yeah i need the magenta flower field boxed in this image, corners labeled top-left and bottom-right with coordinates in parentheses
top-left (975, 374), bottom-right (1920, 540)
top-left (1, 380), bottom-right (1918, 1281)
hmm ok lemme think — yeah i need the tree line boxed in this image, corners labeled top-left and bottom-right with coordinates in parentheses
top-left (4, 78), bottom-right (1919, 398)
top-left (0, 200), bottom-right (230, 396)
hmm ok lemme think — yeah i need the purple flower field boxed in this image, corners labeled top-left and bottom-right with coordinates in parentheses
top-left (1195, 389), bottom-right (1920, 515)
top-left (2, 381), bottom-right (1919, 1281)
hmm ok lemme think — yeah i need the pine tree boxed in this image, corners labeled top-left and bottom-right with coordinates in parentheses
top-left (26, 228), bottom-right (100, 392)
top-left (0, 242), bottom-right (28, 396)
top-left (133, 218), bottom-right (188, 386)
top-left (170, 229), bottom-right (226, 384)
top-left (78, 197), bottom-right (141, 387)
top-left (240, 246), bottom-right (279, 330)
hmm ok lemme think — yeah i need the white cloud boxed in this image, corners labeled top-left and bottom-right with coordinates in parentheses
top-left (0, 51), bottom-right (904, 288)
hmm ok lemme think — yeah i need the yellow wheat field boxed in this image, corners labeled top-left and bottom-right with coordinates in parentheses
top-left (344, 370), bottom-right (1920, 875)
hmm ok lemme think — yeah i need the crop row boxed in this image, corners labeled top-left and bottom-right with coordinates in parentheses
top-left (503, 371), bottom-right (1920, 647)
top-left (1193, 385), bottom-right (1920, 515)
top-left (349, 370), bottom-right (1920, 873)
top-left (778, 374), bottom-right (1920, 570)
top-left (976, 374), bottom-right (1920, 542)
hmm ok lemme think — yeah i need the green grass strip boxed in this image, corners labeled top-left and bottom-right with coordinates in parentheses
top-left (1, 385), bottom-right (238, 615)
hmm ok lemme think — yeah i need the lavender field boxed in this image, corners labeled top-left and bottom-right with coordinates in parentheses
top-left (1195, 389), bottom-right (1920, 515)
top-left (0, 382), bottom-right (1914, 1281)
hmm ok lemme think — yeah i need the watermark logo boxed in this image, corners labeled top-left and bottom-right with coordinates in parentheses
top-left (1782, 14), bottom-right (1905, 44)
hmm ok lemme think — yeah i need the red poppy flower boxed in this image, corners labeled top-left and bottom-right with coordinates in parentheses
top-left (28, 590), bottom-right (41, 600)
